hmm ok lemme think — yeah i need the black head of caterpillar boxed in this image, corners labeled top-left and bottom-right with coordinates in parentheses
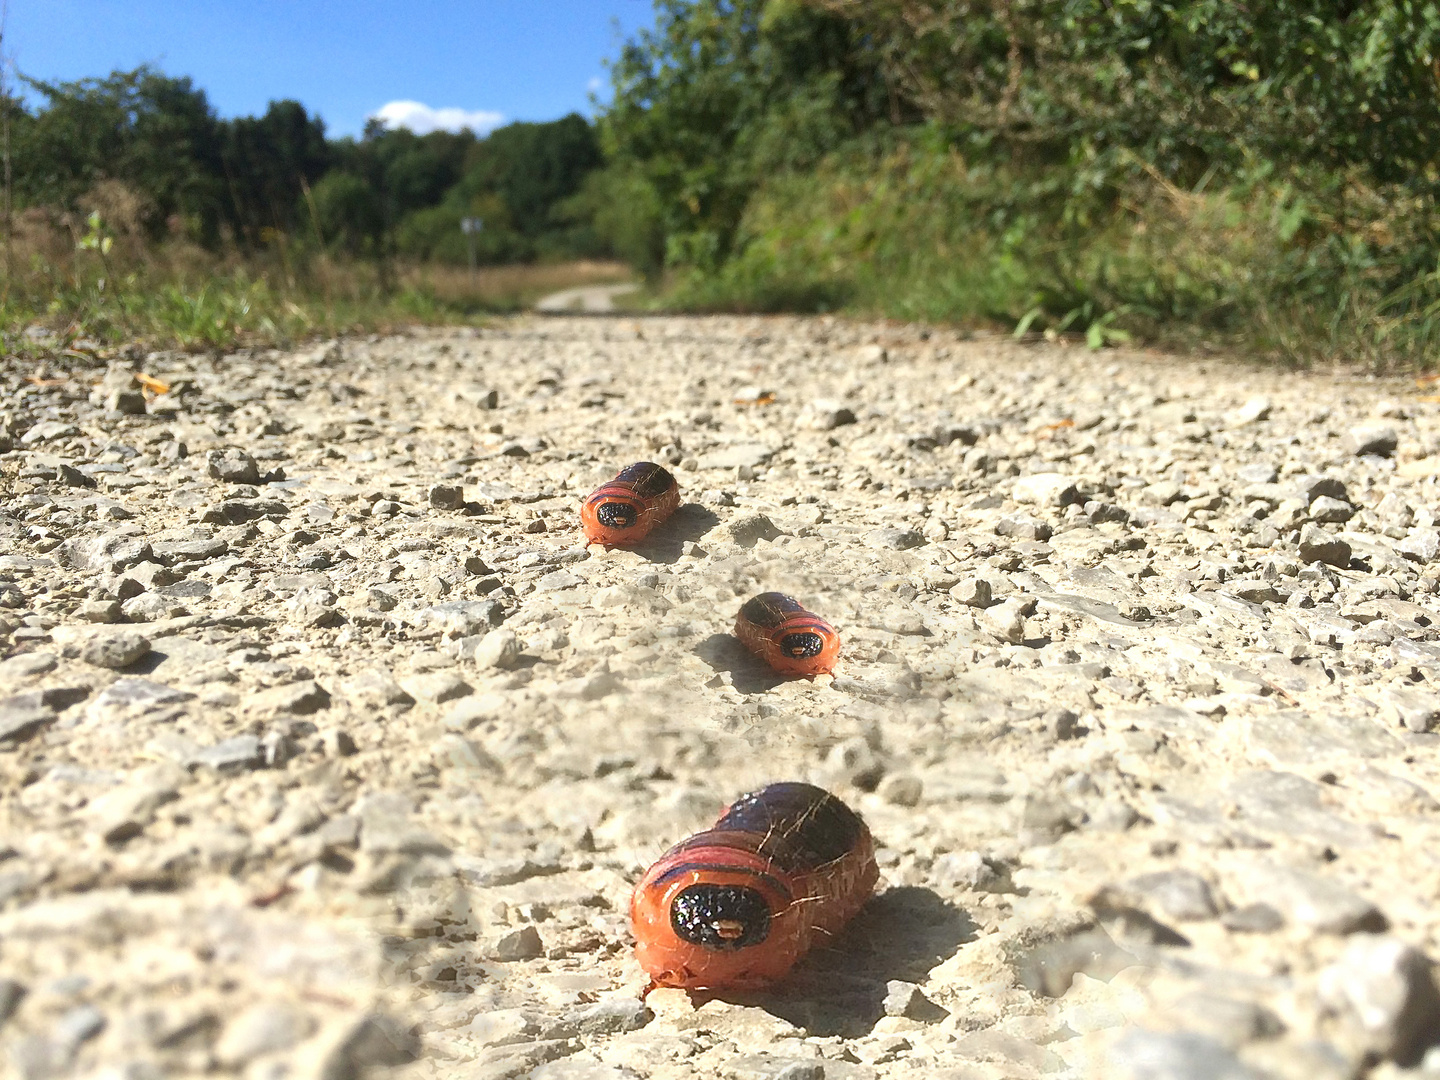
top-left (780, 631), bottom-right (825, 659)
top-left (596, 501), bottom-right (638, 529)
top-left (670, 883), bottom-right (771, 950)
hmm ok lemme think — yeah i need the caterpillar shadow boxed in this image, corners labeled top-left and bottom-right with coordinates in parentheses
top-left (694, 632), bottom-right (788, 694)
top-left (630, 502), bottom-right (721, 565)
top-left (706, 887), bottom-right (977, 1037)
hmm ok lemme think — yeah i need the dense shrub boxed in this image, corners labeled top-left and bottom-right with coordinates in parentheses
top-left (600, 0), bottom-right (1440, 365)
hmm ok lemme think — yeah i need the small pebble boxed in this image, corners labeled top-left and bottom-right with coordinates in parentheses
top-left (79, 630), bottom-right (151, 670)
top-left (490, 925), bottom-right (544, 962)
top-left (474, 629), bottom-right (522, 670)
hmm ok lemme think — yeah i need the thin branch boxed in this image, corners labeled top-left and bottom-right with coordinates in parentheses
top-left (1, 0), bottom-right (13, 299)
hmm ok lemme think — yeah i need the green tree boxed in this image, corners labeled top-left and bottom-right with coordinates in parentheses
top-left (601, 0), bottom-right (895, 271)
top-left (815, 0), bottom-right (1440, 193)
top-left (7, 61), bottom-right (614, 268)
top-left (392, 114), bottom-right (605, 265)
top-left (356, 122), bottom-right (475, 219)
top-left (15, 66), bottom-right (225, 241)
top-left (220, 99), bottom-right (330, 245)
top-left (307, 169), bottom-right (383, 254)
top-left (319, 123), bottom-right (475, 262)
top-left (465, 113), bottom-right (601, 238)
top-left (560, 163), bottom-right (666, 277)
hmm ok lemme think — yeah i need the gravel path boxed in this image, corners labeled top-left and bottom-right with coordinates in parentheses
top-left (533, 285), bottom-right (640, 314)
top-left (3, 316), bottom-right (1440, 1080)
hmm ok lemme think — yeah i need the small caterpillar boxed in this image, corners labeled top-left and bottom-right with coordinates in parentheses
top-left (631, 782), bottom-right (878, 992)
top-left (580, 462), bottom-right (681, 547)
top-left (734, 592), bottom-right (841, 676)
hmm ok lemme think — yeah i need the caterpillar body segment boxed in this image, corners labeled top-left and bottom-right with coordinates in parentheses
top-left (735, 592), bottom-right (841, 676)
top-left (580, 462), bottom-right (681, 547)
top-left (631, 782), bottom-right (878, 992)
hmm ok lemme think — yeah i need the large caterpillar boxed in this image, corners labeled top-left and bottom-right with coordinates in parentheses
top-left (580, 462), bottom-right (681, 547)
top-left (631, 782), bottom-right (878, 992)
top-left (734, 592), bottom-right (841, 676)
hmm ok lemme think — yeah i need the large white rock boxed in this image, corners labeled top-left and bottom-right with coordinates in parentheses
top-left (1012, 472), bottom-right (1079, 507)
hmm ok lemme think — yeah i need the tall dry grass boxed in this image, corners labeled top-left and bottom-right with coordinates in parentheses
top-left (2, 183), bottom-right (635, 354)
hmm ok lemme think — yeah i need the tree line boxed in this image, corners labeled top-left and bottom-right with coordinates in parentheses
top-left (10, 66), bottom-right (604, 265)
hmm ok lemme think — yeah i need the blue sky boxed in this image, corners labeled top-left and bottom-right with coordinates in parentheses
top-left (9, 1), bottom-right (657, 136)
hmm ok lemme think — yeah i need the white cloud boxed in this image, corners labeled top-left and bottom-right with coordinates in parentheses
top-left (372, 100), bottom-right (504, 136)
top-left (587, 76), bottom-right (604, 94)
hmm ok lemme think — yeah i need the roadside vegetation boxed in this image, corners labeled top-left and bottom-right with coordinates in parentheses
top-left (9, 2), bottom-right (1440, 366)
top-left (587, 0), bottom-right (1440, 368)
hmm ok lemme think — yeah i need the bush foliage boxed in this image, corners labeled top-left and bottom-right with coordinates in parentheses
top-left (595, 0), bottom-right (1440, 365)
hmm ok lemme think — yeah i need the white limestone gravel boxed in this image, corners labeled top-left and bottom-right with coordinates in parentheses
top-left (3, 316), bottom-right (1440, 1079)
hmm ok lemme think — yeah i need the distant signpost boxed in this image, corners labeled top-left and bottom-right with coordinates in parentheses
top-left (461, 217), bottom-right (483, 282)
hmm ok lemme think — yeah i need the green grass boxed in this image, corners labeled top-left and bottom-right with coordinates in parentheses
top-left (1, 255), bottom-right (636, 355)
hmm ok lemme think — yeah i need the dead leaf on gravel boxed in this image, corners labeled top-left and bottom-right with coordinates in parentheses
top-left (134, 372), bottom-right (170, 394)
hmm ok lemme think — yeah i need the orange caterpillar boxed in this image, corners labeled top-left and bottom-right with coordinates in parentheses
top-left (631, 782), bottom-right (878, 992)
top-left (734, 592), bottom-right (841, 676)
top-left (580, 462), bottom-right (680, 547)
